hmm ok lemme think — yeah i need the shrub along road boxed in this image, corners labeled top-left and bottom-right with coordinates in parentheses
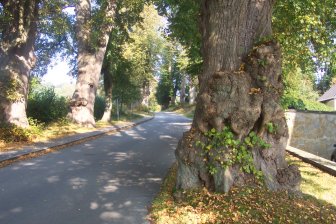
top-left (0, 112), bottom-right (191, 224)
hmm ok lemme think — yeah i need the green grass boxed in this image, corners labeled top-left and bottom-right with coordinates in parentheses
top-left (0, 112), bottom-right (147, 152)
top-left (166, 104), bottom-right (195, 119)
top-left (287, 154), bottom-right (336, 206)
top-left (149, 155), bottom-right (336, 224)
top-left (109, 111), bottom-right (145, 122)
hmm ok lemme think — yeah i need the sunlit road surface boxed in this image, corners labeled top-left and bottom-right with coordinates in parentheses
top-left (0, 112), bottom-right (191, 224)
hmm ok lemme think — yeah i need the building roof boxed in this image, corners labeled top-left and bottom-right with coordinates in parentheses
top-left (319, 85), bottom-right (336, 102)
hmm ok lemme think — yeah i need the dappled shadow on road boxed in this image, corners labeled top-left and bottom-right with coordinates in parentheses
top-left (0, 113), bottom-right (191, 224)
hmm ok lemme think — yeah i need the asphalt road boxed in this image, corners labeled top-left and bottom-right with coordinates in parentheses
top-left (0, 112), bottom-right (191, 224)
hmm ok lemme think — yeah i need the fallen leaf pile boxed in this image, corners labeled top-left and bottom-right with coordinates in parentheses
top-left (149, 161), bottom-right (336, 224)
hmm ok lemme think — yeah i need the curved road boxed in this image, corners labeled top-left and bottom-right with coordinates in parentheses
top-left (0, 112), bottom-right (191, 224)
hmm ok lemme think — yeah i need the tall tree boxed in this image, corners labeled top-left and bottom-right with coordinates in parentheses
top-left (174, 0), bottom-right (301, 192)
top-left (100, 0), bottom-right (145, 122)
top-left (156, 0), bottom-right (202, 79)
top-left (122, 4), bottom-right (164, 107)
top-left (156, 42), bottom-right (189, 107)
top-left (273, 0), bottom-right (336, 108)
top-left (0, 0), bottom-right (40, 127)
top-left (68, 0), bottom-right (115, 126)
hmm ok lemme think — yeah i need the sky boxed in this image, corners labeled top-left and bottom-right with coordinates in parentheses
top-left (41, 7), bottom-right (76, 87)
top-left (42, 59), bottom-right (75, 86)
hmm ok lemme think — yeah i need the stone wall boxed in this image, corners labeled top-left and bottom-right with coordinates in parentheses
top-left (286, 110), bottom-right (336, 160)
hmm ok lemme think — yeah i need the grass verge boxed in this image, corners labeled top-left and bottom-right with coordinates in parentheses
top-left (166, 104), bottom-right (195, 119)
top-left (287, 154), bottom-right (336, 206)
top-left (149, 155), bottom-right (336, 224)
top-left (0, 112), bottom-right (148, 152)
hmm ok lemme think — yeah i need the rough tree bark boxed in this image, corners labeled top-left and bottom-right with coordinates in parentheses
top-left (68, 0), bottom-right (115, 127)
top-left (0, 0), bottom-right (39, 128)
top-left (100, 68), bottom-right (113, 122)
top-left (175, 0), bottom-right (301, 192)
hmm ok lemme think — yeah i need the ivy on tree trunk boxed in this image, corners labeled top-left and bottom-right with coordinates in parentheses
top-left (175, 0), bottom-right (301, 192)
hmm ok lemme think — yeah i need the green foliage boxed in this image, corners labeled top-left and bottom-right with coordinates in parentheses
top-left (155, 0), bottom-right (202, 76)
top-left (196, 128), bottom-right (270, 179)
top-left (0, 117), bottom-right (45, 143)
top-left (148, 94), bottom-right (160, 112)
top-left (157, 0), bottom-right (335, 112)
top-left (33, 0), bottom-right (76, 76)
top-left (27, 81), bottom-right (69, 123)
top-left (155, 42), bottom-right (190, 108)
top-left (102, 4), bottom-right (159, 108)
top-left (156, 70), bottom-right (173, 109)
top-left (94, 95), bottom-right (106, 120)
top-left (301, 99), bottom-right (333, 111)
top-left (273, 0), bottom-right (336, 102)
top-left (0, 124), bottom-right (32, 143)
top-left (281, 96), bottom-right (332, 111)
top-left (281, 67), bottom-right (332, 111)
top-left (273, 0), bottom-right (336, 78)
top-left (266, 123), bottom-right (277, 134)
top-left (26, 117), bottom-right (46, 137)
top-left (112, 63), bottom-right (142, 105)
top-left (0, 74), bottom-right (24, 102)
top-left (316, 66), bottom-right (336, 94)
top-left (122, 4), bottom-right (165, 83)
top-left (281, 97), bottom-right (306, 110)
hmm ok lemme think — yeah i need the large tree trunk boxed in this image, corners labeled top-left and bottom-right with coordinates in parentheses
top-left (100, 69), bottom-right (113, 122)
top-left (68, 0), bottom-right (115, 127)
top-left (0, 0), bottom-right (39, 128)
top-left (175, 0), bottom-right (301, 193)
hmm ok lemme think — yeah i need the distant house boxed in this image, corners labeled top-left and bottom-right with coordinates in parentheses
top-left (318, 85), bottom-right (336, 110)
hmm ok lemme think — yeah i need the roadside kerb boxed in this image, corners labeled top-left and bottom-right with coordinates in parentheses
top-left (0, 115), bottom-right (154, 167)
top-left (287, 145), bottom-right (336, 177)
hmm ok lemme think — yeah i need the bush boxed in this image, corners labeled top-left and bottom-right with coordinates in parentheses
top-left (302, 99), bottom-right (333, 111)
top-left (149, 94), bottom-right (161, 112)
top-left (94, 95), bottom-right (106, 120)
top-left (0, 124), bottom-right (31, 143)
top-left (281, 96), bottom-right (306, 110)
top-left (281, 96), bottom-right (333, 111)
top-left (27, 85), bottom-right (69, 123)
top-left (135, 104), bottom-right (150, 113)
